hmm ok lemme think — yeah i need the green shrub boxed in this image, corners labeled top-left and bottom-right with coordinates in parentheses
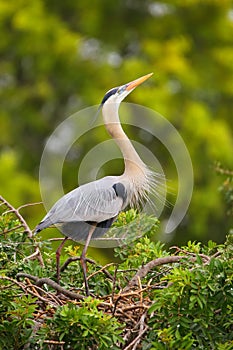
top-left (34, 298), bottom-right (123, 350)
top-left (0, 197), bottom-right (233, 349)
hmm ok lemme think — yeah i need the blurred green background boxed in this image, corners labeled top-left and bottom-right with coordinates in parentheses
top-left (0, 0), bottom-right (232, 246)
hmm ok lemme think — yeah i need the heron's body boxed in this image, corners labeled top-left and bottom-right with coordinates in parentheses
top-left (35, 73), bottom-right (154, 294)
top-left (36, 176), bottom-right (125, 240)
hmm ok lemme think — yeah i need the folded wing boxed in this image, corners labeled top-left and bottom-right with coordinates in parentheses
top-left (35, 177), bottom-right (127, 241)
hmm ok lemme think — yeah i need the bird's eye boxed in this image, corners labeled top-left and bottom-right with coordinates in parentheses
top-left (118, 86), bottom-right (126, 94)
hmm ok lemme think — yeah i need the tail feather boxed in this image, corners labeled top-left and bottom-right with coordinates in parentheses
top-left (35, 219), bottom-right (53, 233)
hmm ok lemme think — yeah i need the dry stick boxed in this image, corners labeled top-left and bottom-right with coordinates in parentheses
top-left (214, 164), bottom-right (233, 176)
top-left (124, 255), bottom-right (184, 291)
top-left (48, 237), bottom-right (70, 242)
top-left (17, 202), bottom-right (43, 211)
top-left (137, 276), bottom-right (143, 304)
top-left (87, 262), bottom-right (115, 280)
top-left (0, 196), bottom-right (33, 238)
top-left (123, 313), bottom-right (148, 350)
top-left (24, 277), bottom-right (62, 306)
top-left (0, 276), bottom-right (53, 304)
top-left (25, 285), bottom-right (55, 303)
top-left (36, 278), bottom-right (84, 300)
top-left (212, 251), bottom-right (222, 258)
top-left (16, 273), bottom-right (84, 300)
top-left (111, 265), bottom-right (118, 311)
top-left (43, 340), bottom-right (65, 346)
top-left (0, 275), bottom-right (27, 291)
top-left (25, 277), bottom-right (42, 297)
top-left (131, 313), bottom-right (148, 350)
top-left (116, 308), bottom-right (137, 325)
top-left (170, 246), bottom-right (210, 262)
top-left (3, 224), bottom-right (24, 233)
top-left (0, 196), bottom-right (45, 266)
top-left (23, 246), bottom-right (45, 267)
top-left (60, 256), bottom-right (115, 282)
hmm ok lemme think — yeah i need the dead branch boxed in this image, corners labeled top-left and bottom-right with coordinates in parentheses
top-left (87, 262), bottom-right (115, 280)
top-left (0, 196), bottom-right (33, 238)
top-left (170, 246), bottom-right (210, 262)
top-left (16, 273), bottom-right (84, 300)
top-left (23, 246), bottom-right (45, 267)
top-left (124, 255), bottom-right (183, 291)
top-left (0, 275), bottom-right (28, 292)
top-left (60, 256), bottom-right (115, 283)
top-left (123, 313), bottom-right (148, 350)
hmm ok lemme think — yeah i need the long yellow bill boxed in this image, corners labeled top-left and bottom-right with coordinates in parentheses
top-left (126, 72), bottom-right (153, 91)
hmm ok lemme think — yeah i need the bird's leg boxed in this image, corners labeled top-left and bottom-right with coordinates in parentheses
top-left (80, 223), bottom-right (97, 296)
top-left (56, 237), bottom-right (68, 284)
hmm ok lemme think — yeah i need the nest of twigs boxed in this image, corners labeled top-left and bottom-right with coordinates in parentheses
top-left (0, 195), bottom-right (212, 349)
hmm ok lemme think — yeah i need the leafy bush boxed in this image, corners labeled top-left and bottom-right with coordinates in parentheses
top-left (0, 196), bottom-right (233, 349)
top-left (35, 298), bottom-right (123, 350)
top-left (147, 238), bottom-right (233, 349)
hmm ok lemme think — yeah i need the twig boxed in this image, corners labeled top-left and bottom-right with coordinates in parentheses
top-left (212, 251), bottom-right (222, 258)
top-left (111, 265), bottom-right (118, 309)
top-left (23, 246), bottom-right (45, 267)
top-left (122, 304), bottom-right (149, 312)
top-left (123, 313), bottom-right (148, 350)
top-left (36, 278), bottom-right (83, 300)
top-left (43, 340), bottom-right (65, 345)
top-left (24, 285), bottom-right (55, 303)
top-left (124, 256), bottom-right (183, 291)
top-left (24, 277), bottom-right (63, 305)
top-left (60, 256), bottom-right (115, 282)
top-left (0, 196), bottom-right (33, 238)
top-left (16, 273), bottom-right (84, 300)
top-left (0, 275), bottom-right (27, 292)
top-left (116, 308), bottom-right (137, 325)
top-left (3, 224), bottom-right (24, 233)
top-left (0, 196), bottom-right (45, 266)
top-left (87, 262), bottom-right (115, 280)
top-left (16, 273), bottom-right (38, 282)
top-left (170, 246), bottom-right (210, 262)
top-left (17, 202), bottom-right (43, 211)
top-left (48, 237), bottom-right (70, 242)
top-left (214, 163), bottom-right (233, 176)
top-left (60, 256), bottom-right (98, 272)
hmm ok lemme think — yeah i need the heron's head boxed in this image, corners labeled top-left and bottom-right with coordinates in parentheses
top-left (101, 73), bottom-right (153, 107)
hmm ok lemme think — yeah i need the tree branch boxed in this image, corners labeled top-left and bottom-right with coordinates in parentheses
top-left (0, 196), bottom-right (33, 238)
top-left (124, 255), bottom-right (183, 291)
top-left (16, 273), bottom-right (84, 300)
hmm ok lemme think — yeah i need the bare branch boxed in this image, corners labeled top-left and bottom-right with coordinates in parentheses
top-left (60, 256), bottom-right (115, 283)
top-left (170, 246), bottom-right (210, 262)
top-left (123, 313), bottom-right (148, 350)
top-left (0, 195), bottom-right (33, 238)
top-left (16, 273), bottom-right (84, 300)
top-left (23, 246), bottom-right (45, 267)
top-left (124, 255), bottom-right (183, 291)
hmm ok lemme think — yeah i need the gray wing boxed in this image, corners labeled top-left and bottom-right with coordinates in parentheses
top-left (36, 176), bottom-right (127, 233)
top-left (59, 217), bottom-right (116, 242)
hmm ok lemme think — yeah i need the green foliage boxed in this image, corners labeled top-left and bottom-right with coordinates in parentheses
top-left (0, 202), bottom-right (233, 350)
top-left (147, 237), bottom-right (233, 349)
top-left (35, 298), bottom-right (123, 350)
top-left (215, 163), bottom-right (233, 218)
top-left (106, 208), bottom-right (160, 245)
top-left (0, 294), bottom-right (37, 350)
top-left (1, 199), bottom-right (233, 349)
top-left (0, 0), bottom-right (233, 244)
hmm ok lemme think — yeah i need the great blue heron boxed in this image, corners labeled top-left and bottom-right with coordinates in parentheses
top-left (35, 73), bottom-right (156, 295)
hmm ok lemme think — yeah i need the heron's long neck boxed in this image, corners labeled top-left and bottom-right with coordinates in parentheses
top-left (102, 103), bottom-right (147, 178)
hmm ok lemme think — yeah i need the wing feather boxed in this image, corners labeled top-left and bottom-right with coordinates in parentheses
top-left (36, 177), bottom-right (125, 231)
